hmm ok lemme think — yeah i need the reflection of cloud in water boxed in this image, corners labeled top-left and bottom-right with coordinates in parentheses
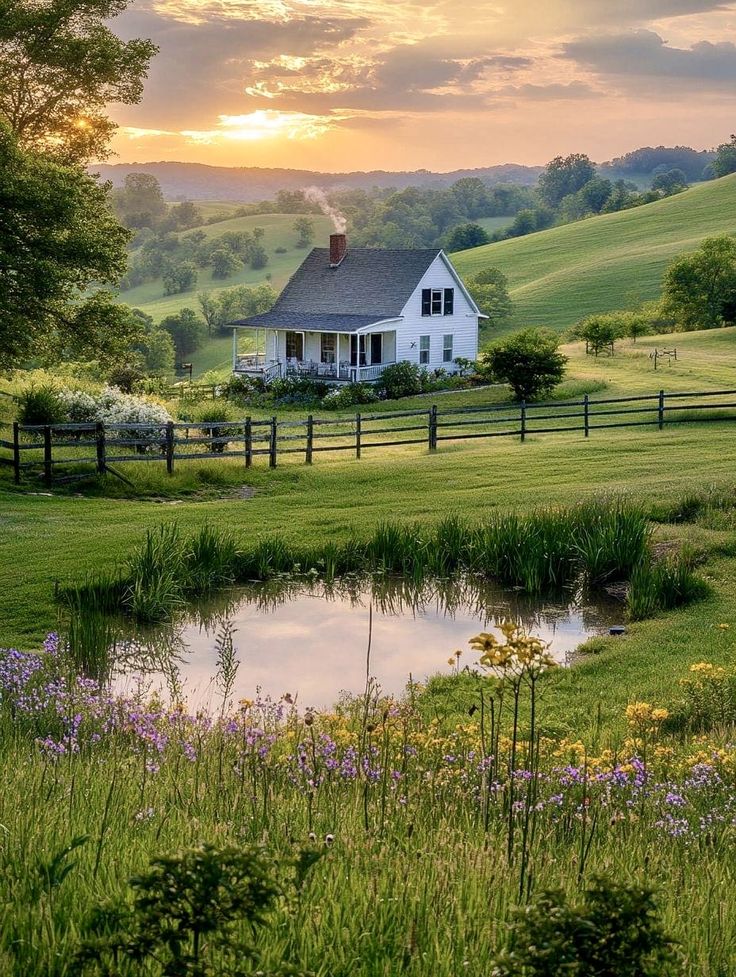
top-left (116, 578), bottom-right (622, 710)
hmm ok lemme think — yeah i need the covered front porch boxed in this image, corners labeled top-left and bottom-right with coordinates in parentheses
top-left (231, 325), bottom-right (397, 384)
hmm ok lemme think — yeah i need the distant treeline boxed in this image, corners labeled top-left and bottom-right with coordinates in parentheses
top-left (112, 139), bottom-right (736, 301)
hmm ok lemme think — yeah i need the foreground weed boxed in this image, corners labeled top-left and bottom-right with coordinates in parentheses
top-left (74, 844), bottom-right (312, 977)
top-left (491, 877), bottom-right (681, 977)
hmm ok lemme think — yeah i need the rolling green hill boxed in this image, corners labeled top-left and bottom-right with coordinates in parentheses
top-left (119, 212), bottom-right (333, 321)
top-left (454, 173), bottom-right (736, 333)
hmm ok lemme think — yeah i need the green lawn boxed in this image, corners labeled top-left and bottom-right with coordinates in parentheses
top-left (454, 173), bottom-right (736, 332)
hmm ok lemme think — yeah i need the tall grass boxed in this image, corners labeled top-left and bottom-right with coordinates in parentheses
top-left (60, 501), bottom-right (702, 628)
top-left (627, 551), bottom-right (710, 621)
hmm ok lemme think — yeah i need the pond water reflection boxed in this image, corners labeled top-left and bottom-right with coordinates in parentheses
top-left (113, 577), bottom-right (623, 710)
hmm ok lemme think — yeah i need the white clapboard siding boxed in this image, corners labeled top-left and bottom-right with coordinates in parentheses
top-left (395, 254), bottom-right (479, 371)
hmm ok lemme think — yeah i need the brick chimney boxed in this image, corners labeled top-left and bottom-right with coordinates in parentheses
top-left (329, 233), bottom-right (347, 267)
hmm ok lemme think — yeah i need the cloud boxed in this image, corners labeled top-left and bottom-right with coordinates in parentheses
top-left (237, 44), bottom-right (534, 114)
top-left (497, 82), bottom-right (599, 100)
top-left (562, 29), bottom-right (736, 86)
top-left (113, 4), bottom-right (371, 126)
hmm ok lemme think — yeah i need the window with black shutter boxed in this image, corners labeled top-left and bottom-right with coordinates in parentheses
top-left (443, 288), bottom-right (454, 315)
top-left (421, 289), bottom-right (431, 316)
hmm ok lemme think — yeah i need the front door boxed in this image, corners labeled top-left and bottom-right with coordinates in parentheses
top-left (370, 334), bottom-right (382, 365)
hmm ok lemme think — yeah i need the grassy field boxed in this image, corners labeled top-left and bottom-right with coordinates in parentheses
top-left (454, 172), bottom-right (736, 333)
top-left (4, 326), bottom-right (736, 737)
top-left (120, 213), bottom-right (333, 322)
top-left (5, 326), bottom-right (736, 974)
top-left (475, 215), bottom-right (513, 236)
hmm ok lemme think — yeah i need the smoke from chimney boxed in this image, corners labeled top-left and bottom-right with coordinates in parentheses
top-left (303, 186), bottom-right (347, 234)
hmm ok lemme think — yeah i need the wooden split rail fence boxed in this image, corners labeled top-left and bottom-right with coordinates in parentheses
top-left (2, 388), bottom-right (736, 485)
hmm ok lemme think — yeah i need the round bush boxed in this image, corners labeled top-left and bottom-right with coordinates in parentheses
top-left (375, 362), bottom-right (426, 400)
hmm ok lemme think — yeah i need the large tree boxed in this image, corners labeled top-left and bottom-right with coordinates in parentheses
top-left (113, 173), bottom-right (167, 229)
top-left (0, 124), bottom-right (141, 369)
top-left (711, 135), bottom-right (736, 179)
top-left (0, 0), bottom-right (157, 163)
top-left (538, 154), bottom-right (596, 208)
top-left (662, 236), bottom-right (736, 330)
top-left (466, 267), bottom-right (513, 329)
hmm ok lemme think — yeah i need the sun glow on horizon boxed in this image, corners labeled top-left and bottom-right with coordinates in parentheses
top-left (120, 110), bottom-right (346, 146)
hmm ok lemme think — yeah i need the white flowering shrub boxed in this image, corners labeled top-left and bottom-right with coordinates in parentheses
top-left (57, 386), bottom-right (173, 451)
top-left (57, 389), bottom-right (97, 422)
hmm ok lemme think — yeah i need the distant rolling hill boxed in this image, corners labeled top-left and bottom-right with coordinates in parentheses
top-left (96, 161), bottom-right (544, 200)
top-left (453, 173), bottom-right (736, 334)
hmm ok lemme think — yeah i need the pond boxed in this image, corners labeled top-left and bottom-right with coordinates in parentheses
top-left (110, 576), bottom-right (623, 710)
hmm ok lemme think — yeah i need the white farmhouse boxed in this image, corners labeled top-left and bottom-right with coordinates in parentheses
top-left (229, 233), bottom-right (482, 383)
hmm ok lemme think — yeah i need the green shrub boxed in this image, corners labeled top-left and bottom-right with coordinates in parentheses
top-left (321, 383), bottom-right (379, 410)
top-left (197, 404), bottom-right (234, 453)
top-left (17, 385), bottom-right (67, 426)
top-left (479, 328), bottom-right (567, 401)
top-left (269, 376), bottom-right (329, 406)
top-left (221, 374), bottom-right (266, 403)
top-left (106, 363), bottom-right (145, 393)
top-left (491, 876), bottom-right (680, 977)
top-left (375, 361), bottom-right (429, 399)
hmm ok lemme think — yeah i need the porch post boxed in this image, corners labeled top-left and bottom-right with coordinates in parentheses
top-left (336, 332), bottom-right (340, 378)
top-left (232, 327), bottom-right (237, 371)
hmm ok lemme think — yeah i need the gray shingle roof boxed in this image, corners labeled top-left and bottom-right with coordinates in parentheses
top-left (230, 247), bottom-right (442, 330)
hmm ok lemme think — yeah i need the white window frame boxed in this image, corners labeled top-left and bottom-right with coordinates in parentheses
top-left (443, 334), bottom-right (453, 363)
top-left (430, 289), bottom-right (443, 315)
top-left (419, 335), bottom-right (430, 365)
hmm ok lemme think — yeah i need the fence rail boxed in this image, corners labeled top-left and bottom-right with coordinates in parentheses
top-left (3, 388), bottom-right (736, 485)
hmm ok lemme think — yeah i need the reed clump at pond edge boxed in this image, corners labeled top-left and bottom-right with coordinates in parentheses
top-left (58, 499), bottom-right (708, 632)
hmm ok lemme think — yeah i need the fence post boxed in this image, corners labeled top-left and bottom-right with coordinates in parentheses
top-left (658, 389), bottom-right (665, 431)
top-left (165, 421), bottom-right (175, 475)
top-left (12, 421), bottom-right (20, 485)
top-left (520, 401), bottom-right (526, 443)
top-left (244, 417), bottom-right (252, 468)
top-left (306, 415), bottom-right (313, 465)
top-left (269, 416), bottom-right (277, 468)
top-left (583, 394), bottom-right (589, 438)
top-left (356, 412), bottom-right (362, 459)
top-left (95, 421), bottom-right (107, 475)
top-left (43, 425), bottom-right (52, 485)
top-left (429, 405), bottom-right (438, 451)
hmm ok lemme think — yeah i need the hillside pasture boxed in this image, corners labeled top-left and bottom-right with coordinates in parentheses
top-left (119, 212), bottom-right (333, 321)
top-left (454, 173), bottom-right (736, 334)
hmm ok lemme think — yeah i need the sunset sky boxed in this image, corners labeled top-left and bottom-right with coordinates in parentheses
top-left (110, 0), bottom-right (736, 171)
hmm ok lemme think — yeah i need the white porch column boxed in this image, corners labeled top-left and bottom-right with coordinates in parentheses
top-left (232, 327), bottom-right (237, 371)
top-left (336, 332), bottom-right (340, 378)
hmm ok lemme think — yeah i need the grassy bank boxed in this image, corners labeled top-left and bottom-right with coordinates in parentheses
top-left (454, 172), bottom-right (736, 332)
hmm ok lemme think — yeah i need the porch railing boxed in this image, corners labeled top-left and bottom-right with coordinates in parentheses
top-left (234, 354), bottom-right (267, 372)
top-left (355, 363), bottom-right (392, 382)
top-left (234, 358), bottom-right (396, 383)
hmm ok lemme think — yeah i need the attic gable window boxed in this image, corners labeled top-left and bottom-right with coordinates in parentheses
top-left (421, 287), bottom-right (455, 316)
